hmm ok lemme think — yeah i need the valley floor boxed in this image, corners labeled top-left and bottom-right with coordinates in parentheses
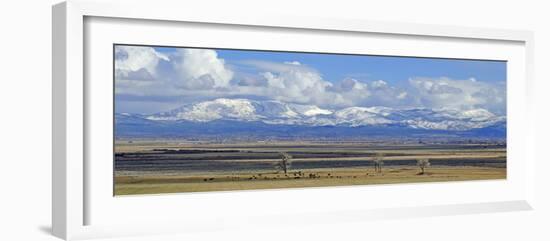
top-left (114, 140), bottom-right (506, 195)
top-left (115, 166), bottom-right (505, 195)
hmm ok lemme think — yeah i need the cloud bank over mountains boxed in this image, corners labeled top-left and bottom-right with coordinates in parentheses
top-left (114, 45), bottom-right (506, 115)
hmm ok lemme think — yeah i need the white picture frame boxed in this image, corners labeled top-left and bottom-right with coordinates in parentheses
top-left (52, 0), bottom-right (535, 240)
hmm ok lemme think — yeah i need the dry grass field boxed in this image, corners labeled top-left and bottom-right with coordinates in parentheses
top-left (114, 140), bottom-right (506, 195)
top-left (115, 166), bottom-right (505, 195)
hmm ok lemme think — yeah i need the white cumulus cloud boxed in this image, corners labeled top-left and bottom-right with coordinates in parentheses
top-left (175, 49), bottom-right (234, 89)
top-left (115, 45), bottom-right (169, 78)
top-left (409, 77), bottom-right (506, 114)
top-left (261, 67), bottom-right (339, 106)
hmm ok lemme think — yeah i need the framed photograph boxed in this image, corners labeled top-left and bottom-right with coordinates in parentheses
top-left (53, 0), bottom-right (535, 240)
top-left (113, 44), bottom-right (509, 195)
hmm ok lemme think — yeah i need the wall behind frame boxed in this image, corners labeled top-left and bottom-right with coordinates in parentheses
top-left (0, 0), bottom-right (549, 241)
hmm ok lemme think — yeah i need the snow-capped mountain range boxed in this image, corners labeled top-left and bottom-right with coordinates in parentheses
top-left (142, 98), bottom-right (504, 131)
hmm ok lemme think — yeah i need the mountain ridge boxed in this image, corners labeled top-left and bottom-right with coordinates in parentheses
top-left (115, 98), bottom-right (506, 139)
top-left (142, 98), bottom-right (505, 131)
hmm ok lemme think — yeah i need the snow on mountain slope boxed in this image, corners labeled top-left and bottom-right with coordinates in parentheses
top-left (141, 98), bottom-right (505, 131)
top-left (147, 98), bottom-right (333, 122)
top-left (333, 107), bottom-right (393, 126)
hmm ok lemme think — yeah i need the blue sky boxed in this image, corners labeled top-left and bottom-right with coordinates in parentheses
top-left (115, 45), bottom-right (507, 114)
top-left (214, 49), bottom-right (506, 85)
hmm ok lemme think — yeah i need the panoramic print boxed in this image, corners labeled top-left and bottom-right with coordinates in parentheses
top-left (114, 45), bottom-right (506, 195)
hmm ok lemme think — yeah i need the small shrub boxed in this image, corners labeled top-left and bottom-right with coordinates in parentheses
top-left (417, 158), bottom-right (431, 175)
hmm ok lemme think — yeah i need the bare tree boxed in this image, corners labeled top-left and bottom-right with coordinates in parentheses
top-left (274, 152), bottom-right (292, 175)
top-left (417, 158), bottom-right (431, 175)
top-left (373, 153), bottom-right (385, 173)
